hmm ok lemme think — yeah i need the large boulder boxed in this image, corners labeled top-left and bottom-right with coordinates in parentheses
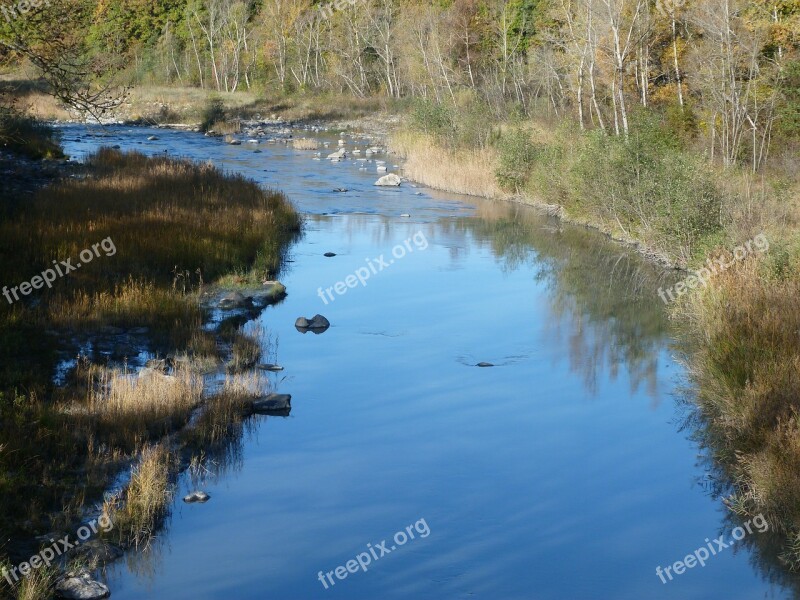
top-left (374, 173), bottom-right (401, 187)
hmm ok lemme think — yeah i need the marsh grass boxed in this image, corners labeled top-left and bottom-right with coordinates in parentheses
top-left (5, 563), bottom-right (58, 600)
top-left (677, 243), bottom-right (800, 567)
top-left (0, 148), bottom-right (299, 567)
top-left (102, 444), bottom-right (174, 549)
top-left (391, 130), bottom-right (505, 199)
top-left (0, 106), bottom-right (63, 159)
top-left (78, 363), bottom-right (203, 451)
top-left (0, 147), bottom-right (300, 347)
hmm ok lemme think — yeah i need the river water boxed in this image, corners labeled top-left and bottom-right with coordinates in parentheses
top-left (58, 125), bottom-right (794, 599)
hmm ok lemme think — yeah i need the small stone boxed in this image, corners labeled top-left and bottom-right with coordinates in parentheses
top-left (257, 364), bottom-right (284, 372)
top-left (183, 491), bottom-right (210, 503)
top-left (476, 362), bottom-right (494, 368)
top-left (324, 252), bottom-right (337, 257)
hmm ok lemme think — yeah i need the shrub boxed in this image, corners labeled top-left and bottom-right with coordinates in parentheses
top-left (410, 98), bottom-right (454, 142)
top-left (567, 113), bottom-right (722, 262)
top-left (495, 128), bottom-right (539, 193)
top-left (0, 107), bottom-right (63, 159)
top-left (199, 97), bottom-right (226, 133)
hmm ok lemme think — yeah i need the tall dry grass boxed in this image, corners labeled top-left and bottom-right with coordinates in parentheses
top-left (102, 443), bottom-right (174, 549)
top-left (391, 130), bottom-right (506, 199)
top-left (79, 363), bottom-right (203, 450)
top-left (676, 244), bottom-right (800, 568)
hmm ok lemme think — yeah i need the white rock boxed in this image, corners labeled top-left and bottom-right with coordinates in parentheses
top-left (375, 173), bottom-right (402, 186)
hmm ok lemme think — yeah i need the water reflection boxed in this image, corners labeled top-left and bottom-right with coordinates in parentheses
top-left (54, 126), bottom-right (797, 599)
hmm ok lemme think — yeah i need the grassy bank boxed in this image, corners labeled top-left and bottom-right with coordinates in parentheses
top-left (0, 142), bottom-right (300, 597)
top-left (393, 97), bottom-right (800, 569)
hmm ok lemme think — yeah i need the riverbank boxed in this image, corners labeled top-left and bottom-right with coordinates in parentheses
top-left (0, 140), bottom-right (301, 598)
top-left (390, 104), bottom-right (800, 572)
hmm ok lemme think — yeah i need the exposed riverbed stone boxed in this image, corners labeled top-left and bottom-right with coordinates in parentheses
top-left (375, 173), bottom-right (401, 186)
top-left (55, 572), bottom-right (110, 599)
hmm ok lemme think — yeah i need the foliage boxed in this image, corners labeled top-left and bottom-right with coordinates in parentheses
top-left (0, 106), bottom-right (63, 159)
top-left (495, 128), bottom-right (538, 193)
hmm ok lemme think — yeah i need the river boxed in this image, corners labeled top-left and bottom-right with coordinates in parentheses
top-left (57, 124), bottom-right (795, 599)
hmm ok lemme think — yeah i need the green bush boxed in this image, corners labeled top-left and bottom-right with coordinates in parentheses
top-left (199, 97), bottom-right (226, 133)
top-left (495, 128), bottom-right (539, 193)
top-left (775, 60), bottom-right (800, 143)
top-left (410, 98), bottom-right (454, 141)
top-left (570, 113), bottom-right (722, 260)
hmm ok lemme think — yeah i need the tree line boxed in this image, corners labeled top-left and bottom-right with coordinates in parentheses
top-left (1, 0), bottom-right (798, 169)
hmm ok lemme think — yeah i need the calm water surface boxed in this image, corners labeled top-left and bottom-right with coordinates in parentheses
top-left (58, 125), bottom-right (795, 599)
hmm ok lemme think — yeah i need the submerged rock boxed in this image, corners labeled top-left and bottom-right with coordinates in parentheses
top-left (375, 173), bottom-right (401, 187)
top-left (55, 572), bottom-right (110, 599)
top-left (218, 291), bottom-right (253, 309)
top-left (254, 281), bottom-right (287, 305)
top-left (71, 539), bottom-right (124, 565)
top-left (183, 491), bottom-right (211, 503)
top-left (295, 314), bottom-right (330, 333)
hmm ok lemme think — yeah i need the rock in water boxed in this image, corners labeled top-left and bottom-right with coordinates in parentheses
top-left (55, 572), bottom-right (110, 599)
top-left (295, 314), bottom-right (330, 333)
top-left (308, 314), bottom-right (330, 329)
top-left (218, 291), bottom-right (253, 309)
top-left (476, 362), bottom-right (495, 367)
top-left (324, 252), bottom-right (337, 257)
top-left (183, 491), bottom-right (211, 503)
top-left (375, 173), bottom-right (401, 187)
top-left (249, 393), bottom-right (292, 415)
